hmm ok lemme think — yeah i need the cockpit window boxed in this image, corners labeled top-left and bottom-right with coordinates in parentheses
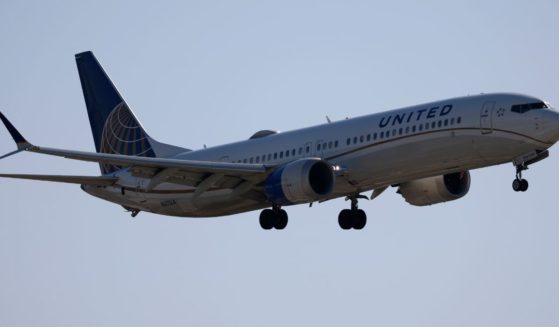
top-left (511, 102), bottom-right (548, 113)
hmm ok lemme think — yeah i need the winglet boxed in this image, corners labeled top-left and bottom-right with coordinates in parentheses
top-left (0, 112), bottom-right (32, 151)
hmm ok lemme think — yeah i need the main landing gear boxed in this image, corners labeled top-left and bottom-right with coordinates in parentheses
top-left (259, 205), bottom-right (288, 230)
top-left (512, 164), bottom-right (529, 192)
top-left (338, 195), bottom-right (367, 230)
top-left (259, 197), bottom-right (370, 230)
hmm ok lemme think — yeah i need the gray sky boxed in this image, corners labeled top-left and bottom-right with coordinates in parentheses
top-left (1, 0), bottom-right (559, 326)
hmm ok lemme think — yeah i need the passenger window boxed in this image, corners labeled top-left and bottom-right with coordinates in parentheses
top-left (392, 129), bottom-right (396, 136)
top-left (249, 157), bottom-right (254, 163)
top-left (437, 120), bottom-right (442, 128)
top-left (450, 118), bottom-right (455, 125)
top-left (317, 144), bottom-right (321, 151)
top-left (279, 152), bottom-right (283, 159)
top-left (418, 124), bottom-right (422, 131)
top-left (306, 146), bottom-right (310, 153)
top-left (405, 126), bottom-right (409, 133)
top-left (346, 138), bottom-right (351, 145)
top-left (412, 125), bottom-right (416, 132)
top-left (457, 117), bottom-right (462, 124)
top-left (425, 123), bottom-right (429, 130)
top-left (431, 121), bottom-right (436, 129)
top-left (366, 134), bottom-right (371, 141)
top-left (328, 141), bottom-right (333, 149)
top-left (292, 149), bottom-right (296, 156)
top-left (373, 133), bottom-right (377, 140)
top-left (274, 153), bottom-right (278, 159)
top-left (286, 150), bottom-right (290, 157)
top-left (444, 119), bottom-right (448, 126)
top-left (399, 128), bottom-right (403, 135)
top-left (268, 154), bottom-right (272, 161)
top-left (255, 156), bottom-right (260, 163)
top-left (360, 135), bottom-right (364, 143)
top-left (298, 147), bottom-right (303, 155)
top-left (334, 140), bottom-right (339, 147)
top-left (380, 131), bottom-right (384, 139)
top-left (353, 137), bottom-right (358, 144)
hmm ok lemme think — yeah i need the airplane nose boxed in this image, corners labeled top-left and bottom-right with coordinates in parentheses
top-left (543, 110), bottom-right (559, 142)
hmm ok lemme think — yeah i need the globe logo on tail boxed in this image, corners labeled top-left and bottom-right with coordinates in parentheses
top-left (99, 102), bottom-right (155, 174)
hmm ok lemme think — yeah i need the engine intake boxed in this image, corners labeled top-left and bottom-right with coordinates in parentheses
top-left (398, 171), bottom-right (470, 206)
top-left (265, 159), bottom-right (335, 205)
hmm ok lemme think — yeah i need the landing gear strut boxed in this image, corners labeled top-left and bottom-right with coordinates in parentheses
top-left (259, 205), bottom-right (288, 230)
top-left (512, 164), bottom-right (529, 192)
top-left (338, 195), bottom-right (367, 230)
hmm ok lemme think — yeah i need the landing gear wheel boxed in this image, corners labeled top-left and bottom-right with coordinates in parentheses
top-left (338, 209), bottom-right (352, 230)
top-left (259, 207), bottom-right (288, 230)
top-left (512, 179), bottom-right (529, 192)
top-left (353, 209), bottom-right (367, 230)
top-left (512, 179), bottom-right (521, 192)
top-left (520, 179), bottom-right (529, 192)
top-left (259, 209), bottom-right (274, 230)
top-left (274, 210), bottom-right (288, 230)
top-left (339, 195), bottom-right (368, 230)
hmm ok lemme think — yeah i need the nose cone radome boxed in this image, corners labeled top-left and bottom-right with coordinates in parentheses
top-left (543, 109), bottom-right (559, 143)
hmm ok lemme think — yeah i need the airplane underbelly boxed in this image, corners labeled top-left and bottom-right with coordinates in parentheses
top-left (85, 185), bottom-right (264, 217)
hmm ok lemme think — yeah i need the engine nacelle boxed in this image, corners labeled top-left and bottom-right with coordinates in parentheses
top-left (265, 158), bottom-right (335, 205)
top-left (398, 171), bottom-right (470, 206)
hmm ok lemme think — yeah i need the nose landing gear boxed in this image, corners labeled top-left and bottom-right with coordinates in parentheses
top-left (512, 164), bottom-right (529, 192)
top-left (511, 150), bottom-right (549, 192)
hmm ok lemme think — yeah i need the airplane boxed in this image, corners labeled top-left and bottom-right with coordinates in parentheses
top-left (1, 51), bottom-right (559, 230)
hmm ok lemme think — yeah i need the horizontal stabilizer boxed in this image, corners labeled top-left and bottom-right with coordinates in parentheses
top-left (0, 174), bottom-right (118, 186)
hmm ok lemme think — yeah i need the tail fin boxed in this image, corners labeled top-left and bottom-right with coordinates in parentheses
top-left (75, 51), bottom-right (188, 174)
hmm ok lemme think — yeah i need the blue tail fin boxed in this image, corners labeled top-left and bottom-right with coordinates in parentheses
top-left (75, 51), bottom-right (188, 174)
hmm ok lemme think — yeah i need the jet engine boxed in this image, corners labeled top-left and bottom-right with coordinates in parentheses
top-left (398, 171), bottom-right (470, 206)
top-left (265, 158), bottom-right (335, 205)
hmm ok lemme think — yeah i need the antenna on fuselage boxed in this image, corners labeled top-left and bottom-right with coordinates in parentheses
top-left (326, 116), bottom-right (331, 123)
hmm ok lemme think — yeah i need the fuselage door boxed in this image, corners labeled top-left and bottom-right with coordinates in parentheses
top-left (480, 101), bottom-right (495, 134)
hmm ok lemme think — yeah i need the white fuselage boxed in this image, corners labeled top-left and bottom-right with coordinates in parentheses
top-left (83, 93), bottom-right (559, 217)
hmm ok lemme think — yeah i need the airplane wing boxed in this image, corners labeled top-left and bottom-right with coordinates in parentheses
top-left (0, 112), bottom-right (269, 192)
top-left (24, 146), bottom-right (267, 175)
